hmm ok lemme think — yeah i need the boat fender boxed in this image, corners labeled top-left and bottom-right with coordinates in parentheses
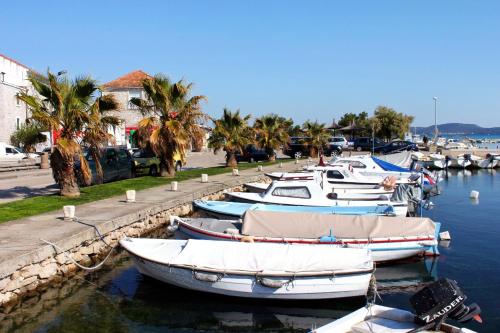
top-left (258, 277), bottom-right (288, 288)
top-left (240, 236), bottom-right (255, 243)
top-left (193, 271), bottom-right (222, 282)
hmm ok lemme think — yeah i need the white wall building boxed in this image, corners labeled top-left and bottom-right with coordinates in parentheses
top-left (102, 70), bottom-right (152, 148)
top-left (0, 54), bottom-right (35, 144)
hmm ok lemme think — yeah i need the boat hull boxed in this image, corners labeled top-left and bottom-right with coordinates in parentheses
top-left (226, 192), bottom-right (408, 217)
top-left (177, 221), bottom-right (439, 263)
top-left (130, 255), bottom-right (372, 300)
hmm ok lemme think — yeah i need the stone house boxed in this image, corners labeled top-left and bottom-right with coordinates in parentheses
top-left (102, 70), bottom-right (152, 148)
top-left (102, 70), bottom-right (212, 150)
top-left (0, 54), bottom-right (36, 144)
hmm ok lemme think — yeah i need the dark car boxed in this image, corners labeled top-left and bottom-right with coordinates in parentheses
top-left (353, 137), bottom-right (385, 152)
top-left (76, 146), bottom-right (134, 185)
top-left (282, 137), bottom-right (342, 158)
top-left (374, 140), bottom-right (419, 154)
top-left (235, 145), bottom-right (270, 163)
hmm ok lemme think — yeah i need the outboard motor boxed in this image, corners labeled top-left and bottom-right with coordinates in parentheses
top-left (409, 278), bottom-right (481, 332)
top-left (391, 182), bottom-right (422, 216)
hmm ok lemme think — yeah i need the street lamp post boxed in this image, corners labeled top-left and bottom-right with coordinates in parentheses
top-left (433, 96), bottom-right (438, 142)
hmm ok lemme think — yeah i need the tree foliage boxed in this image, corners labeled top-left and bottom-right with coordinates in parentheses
top-left (253, 114), bottom-right (291, 161)
top-left (373, 105), bottom-right (414, 140)
top-left (10, 122), bottom-right (47, 153)
top-left (18, 71), bottom-right (119, 197)
top-left (208, 108), bottom-right (253, 167)
top-left (302, 120), bottom-right (330, 157)
top-left (130, 74), bottom-right (207, 177)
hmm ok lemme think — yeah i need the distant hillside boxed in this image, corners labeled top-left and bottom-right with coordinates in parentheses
top-left (415, 123), bottom-right (500, 135)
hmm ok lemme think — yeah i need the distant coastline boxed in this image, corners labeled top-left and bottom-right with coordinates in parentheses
top-left (414, 123), bottom-right (500, 136)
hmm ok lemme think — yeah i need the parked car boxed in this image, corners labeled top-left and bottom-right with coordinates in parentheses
top-left (353, 137), bottom-right (385, 152)
top-left (374, 140), bottom-right (419, 154)
top-left (235, 145), bottom-right (270, 163)
top-left (282, 137), bottom-right (342, 158)
top-left (328, 136), bottom-right (349, 149)
top-left (76, 146), bottom-right (134, 185)
top-left (0, 142), bottom-right (39, 160)
top-left (132, 149), bottom-right (184, 175)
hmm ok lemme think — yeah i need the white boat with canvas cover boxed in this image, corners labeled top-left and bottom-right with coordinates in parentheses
top-left (245, 181), bottom-right (393, 196)
top-left (268, 167), bottom-right (413, 188)
top-left (120, 238), bottom-right (373, 300)
top-left (227, 179), bottom-right (409, 216)
top-left (311, 305), bottom-right (476, 333)
top-left (172, 210), bottom-right (440, 262)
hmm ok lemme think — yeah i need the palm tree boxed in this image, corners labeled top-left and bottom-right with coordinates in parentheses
top-left (80, 95), bottom-right (121, 184)
top-left (130, 74), bottom-right (207, 177)
top-left (208, 108), bottom-right (253, 167)
top-left (18, 71), bottom-right (119, 197)
top-left (254, 114), bottom-right (291, 161)
top-left (302, 120), bottom-right (329, 157)
top-left (10, 122), bottom-right (47, 153)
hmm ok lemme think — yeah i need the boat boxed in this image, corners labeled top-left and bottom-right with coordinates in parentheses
top-left (171, 210), bottom-right (441, 262)
top-left (311, 305), bottom-right (477, 333)
top-left (245, 182), bottom-right (271, 193)
top-left (226, 179), bottom-right (410, 216)
top-left (412, 152), bottom-right (446, 170)
top-left (446, 155), bottom-right (472, 169)
top-left (119, 238), bottom-right (374, 300)
top-left (193, 200), bottom-right (396, 219)
top-left (245, 181), bottom-right (394, 196)
top-left (463, 154), bottom-right (498, 169)
top-left (311, 278), bottom-right (481, 333)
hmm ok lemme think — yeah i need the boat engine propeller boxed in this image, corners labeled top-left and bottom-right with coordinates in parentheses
top-left (408, 278), bottom-right (481, 332)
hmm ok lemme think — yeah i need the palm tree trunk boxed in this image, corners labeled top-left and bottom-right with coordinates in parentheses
top-left (309, 146), bottom-right (318, 158)
top-left (50, 151), bottom-right (80, 197)
top-left (226, 152), bottom-right (238, 168)
top-left (266, 148), bottom-right (276, 161)
top-left (159, 157), bottom-right (175, 177)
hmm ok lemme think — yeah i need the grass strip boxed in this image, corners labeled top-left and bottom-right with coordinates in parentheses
top-left (0, 160), bottom-right (290, 223)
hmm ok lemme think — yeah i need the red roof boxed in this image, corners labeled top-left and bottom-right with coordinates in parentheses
top-left (103, 70), bottom-right (152, 89)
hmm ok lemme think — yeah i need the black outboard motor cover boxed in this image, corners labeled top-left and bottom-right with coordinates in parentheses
top-left (410, 278), bottom-right (481, 327)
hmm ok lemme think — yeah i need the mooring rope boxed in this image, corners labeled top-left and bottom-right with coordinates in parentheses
top-left (40, 238), bottom-right (117, 271)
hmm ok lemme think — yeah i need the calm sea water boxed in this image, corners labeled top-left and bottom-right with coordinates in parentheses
top-left (7, 170), bottom-right (500, 333)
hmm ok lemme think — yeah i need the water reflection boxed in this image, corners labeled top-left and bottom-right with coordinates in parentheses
top-left (375, 258), bottom-right (438, 294)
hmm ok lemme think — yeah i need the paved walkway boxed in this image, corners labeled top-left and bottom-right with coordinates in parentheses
top-left (0, 160), bottom-right (303, 279)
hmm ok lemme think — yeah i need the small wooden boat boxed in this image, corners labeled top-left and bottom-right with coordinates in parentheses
top-left (193, 200), bottom-right (396, 219)
top-left (120, 238), bottom-right (374, 300)
top-left (172, 210), bottom-right (441, 262)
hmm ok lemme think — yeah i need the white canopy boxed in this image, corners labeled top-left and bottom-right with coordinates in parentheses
top-left (120, 238), bottom-right (373, 276)
top-left (241, 210), bottom-right (435, 239)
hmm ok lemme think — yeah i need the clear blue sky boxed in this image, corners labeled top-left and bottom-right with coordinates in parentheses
top-left (2, 1), bottom-right (499, 127)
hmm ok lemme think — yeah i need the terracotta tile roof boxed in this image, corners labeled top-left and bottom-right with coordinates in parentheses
top-left (103, 70), bottom-right (152, 89)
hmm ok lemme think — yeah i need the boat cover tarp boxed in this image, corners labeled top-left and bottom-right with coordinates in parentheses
top-left (376, 151), bottom-right (414, 169)
top-left (123, 239), bottom-right (372, 274)
top-left (241, 210), bottom-right (435, 239)
top-left (372, 156), bottom-right (411, 172)
top-left (194, 200), bottom-right (395, 216)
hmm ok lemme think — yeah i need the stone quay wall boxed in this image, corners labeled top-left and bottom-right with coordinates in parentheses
top-left (0, 174), bottom-right (268, 310)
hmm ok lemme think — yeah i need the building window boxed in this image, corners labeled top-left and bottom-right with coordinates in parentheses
top-left (128, 90), bottom-right (141, 109)
top-left (16, 117), bottom-right (20, 130)
top-left (16, 95), bottom-right (21, 107)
